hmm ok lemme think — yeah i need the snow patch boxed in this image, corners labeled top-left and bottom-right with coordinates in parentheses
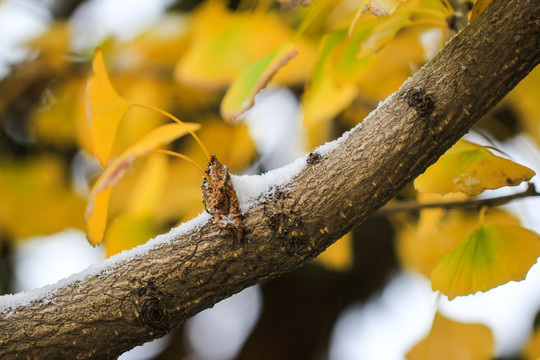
top-left (0, 212), bottom-right (211, 317)
top-left (232, 156), bottom-right (307, 213)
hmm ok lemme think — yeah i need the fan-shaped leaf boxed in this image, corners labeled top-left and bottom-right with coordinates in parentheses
top-left (415, 140), bottom-right (535, 196)
top-left (86, 48), bottom-right (132, 167)
top-left (407, 312), bottom-right (493, 360)
top-left (85, 122), bottom-right (200, 246)
top-left (431, 224), bottom-right (540, 300)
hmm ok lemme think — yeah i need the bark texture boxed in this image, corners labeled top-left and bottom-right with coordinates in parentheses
top-left (1, 0), bottom-right (539, 358)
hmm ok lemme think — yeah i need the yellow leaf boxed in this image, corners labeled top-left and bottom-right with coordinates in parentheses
top-left (431, 224), bottom-right (540, 300)
top-left (104, 214), bottom-right (156, 257)
top-left (86, 48), bottom-right (132, 167)
top-left (0, 156), bottom-right (85, 239)
top-left (126, 154), bottom-right (168, 216)
top-left (85, 122), bottom-right (200, 246)
top-left (221, 42), bottom-right (298, 122)
top-left (397, 199), bottom-right (522, 278)
top-left (407, 312), bottom-right (493, 360)
top-left (415, 140), bottom-right (536, 196)
top-left (31, 77), bottom-right (85, 147)
top-left (522, 326), bottom-right (540, 360)
top-left (175, 0), bottom-right (294, 89)
top-left (470, 0), bottom-right (493, 22)
top-left (315, 232), bottom-right (354, 271)
top-left (396, 193), bottom-right (472, 277)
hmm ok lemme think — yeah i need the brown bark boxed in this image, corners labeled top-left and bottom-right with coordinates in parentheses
top-left (0, 0), bottom-right (538, 358)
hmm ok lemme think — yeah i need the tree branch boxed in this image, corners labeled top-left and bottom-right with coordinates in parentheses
top-left (377, 183), bottom-right (540, 214)
top-left (0, 0), bottom-right (538, 358)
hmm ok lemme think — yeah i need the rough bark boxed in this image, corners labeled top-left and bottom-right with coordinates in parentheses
top-left (0, 0), bottom-right (538, 358)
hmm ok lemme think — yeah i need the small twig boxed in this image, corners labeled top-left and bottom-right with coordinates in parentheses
top-left (376, 183), bottom-right (540, 215)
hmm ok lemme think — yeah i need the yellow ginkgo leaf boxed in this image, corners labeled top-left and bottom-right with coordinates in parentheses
top-left (431, 224), bottom-right (540, 300)
top-left (407, 312), bottom-right (493, 360)
top-left (85, 122), bottom-right (200, 246)
top-left (470, 0), bottom-right (493, 22)
top-left (415, 140), bottom-right (535, 196)
top-left (104, 213), bottom-right (156, 257)
top-left (221, 42), bottom-right (297, 122)
top-left (396, 196), bottom-right (522, 278)
top-left (315, 232), bottom-right (354, 271)
top-left (86, 48), bottom-right (132, 167)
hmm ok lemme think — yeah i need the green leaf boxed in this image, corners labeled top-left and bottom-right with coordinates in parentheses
top-left (221, 42), bottom-right (297, 122)
top-left (431, 224), bottom-right (540, 300)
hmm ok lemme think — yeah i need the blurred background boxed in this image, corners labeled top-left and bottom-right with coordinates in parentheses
top-left (0, 0), bottom-right (539, 359)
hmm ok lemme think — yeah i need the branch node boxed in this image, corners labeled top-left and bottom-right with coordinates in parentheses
top-left (405, 87), bottom-right (435, 116)
top-left (140, 297), bottom-right (171, 334)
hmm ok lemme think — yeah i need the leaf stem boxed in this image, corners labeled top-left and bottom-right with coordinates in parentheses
top-left (133, 103), bottom-right (211, 161)
top-left (153, 149), bottom-right (209, 181)
top-left (377, 183), bottom-right (540, 215)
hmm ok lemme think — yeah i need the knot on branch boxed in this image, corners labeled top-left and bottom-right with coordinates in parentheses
top-left (140, 297), bottom-right (171, 333)
top-left (405, 87), bottom-right (434, 116)
top-left (307, 152), bottom-right (322, 165)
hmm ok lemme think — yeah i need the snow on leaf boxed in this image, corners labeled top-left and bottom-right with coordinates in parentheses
top-left (431, 224), bottom-right (540, 300)
top-left (86, 48), bottom-right (132, 167)
top-left (407, 312), bottom-right (493, 360)
top-left (414, 140), bottom-right (536, 196)
top-left (221, 42), bottom-right (297, 122)
top-left (368, 0), bottom-right (405, 17)
top-left (85, 122), bottom-right (200, 246)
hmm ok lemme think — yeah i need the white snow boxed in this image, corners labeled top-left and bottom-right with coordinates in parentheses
top-left (231, 156), bottom-right (307, 213)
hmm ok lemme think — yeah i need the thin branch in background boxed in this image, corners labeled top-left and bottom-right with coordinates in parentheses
top-left (376, 183), bottom-right (540, 215)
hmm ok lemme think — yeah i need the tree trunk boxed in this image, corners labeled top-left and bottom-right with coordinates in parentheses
top-left (0, 0), bottom-right (538, 358)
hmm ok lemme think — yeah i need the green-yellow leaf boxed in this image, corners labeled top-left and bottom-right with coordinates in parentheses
top-left (431, 224), bottom-right (540, 300)
top-left (221, 42), bottom-right (297, 122)
top-left (85, 122), bottom-right (200, 246)
top-left (407, 312), bottom-right (493, 360)
top-left (415, 140), bottom-right (536, 196)
top-left (86, 48), bottom-right (132, 167)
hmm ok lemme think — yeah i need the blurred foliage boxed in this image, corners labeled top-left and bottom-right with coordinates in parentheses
top-left (0, 0), bottom-right (539, 358)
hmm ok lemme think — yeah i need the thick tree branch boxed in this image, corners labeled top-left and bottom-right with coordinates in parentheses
top-left (0, 0), bottom-right (538, 358)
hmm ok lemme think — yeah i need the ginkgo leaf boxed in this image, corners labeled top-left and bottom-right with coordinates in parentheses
top-left (85, 122), bottom-right (200, 246)
top-left (415, 140), bottom-right (536, 196)
top-left (221, 42), bottom-right (297, 122)
top-left (86, 48), bottom-right (132, 167)
top-left (175, 0), bottom-right (294, 89)
top-left (431, 224), bottom-right (540, 300)
top-left (407, 312), bottom-right (493, 360)
top-left (315, 232), bottom-right (354, 271)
